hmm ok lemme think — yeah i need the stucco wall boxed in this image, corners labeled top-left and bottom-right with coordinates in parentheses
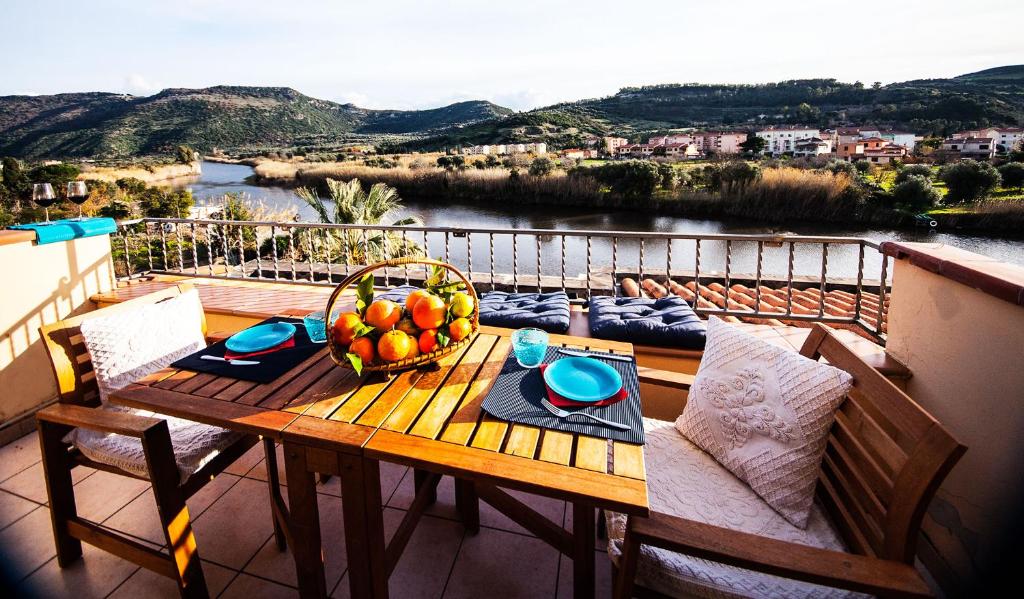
top-left (886, 258), bottom-right (1024, 588)
top-left (0, 233), bottom-right (116, 425)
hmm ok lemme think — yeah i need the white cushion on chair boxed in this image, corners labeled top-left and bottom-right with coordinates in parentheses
top-left (72, 288), bottom-right (243, 483)
top-left (674, 317), bottom-right (852, 528)
top-left (606, 419), bottom-right (866, 599)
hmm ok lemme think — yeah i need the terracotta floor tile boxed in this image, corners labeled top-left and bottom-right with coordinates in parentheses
top-left (555, 548), bottom-right (613, 599)
top-left (18, 541), bottom-right (140, 598)
top-left (334, 509), bottom-right (465, 599)
top-left (0, 432), bottom-right (41, 482)
top-left (479, 488), bottom-right (565, 537)
top-left (0, 506), bottom-right (57, 581)
top-left (224, 443), bottom-right (266, 476)
top-left (317, 461), bottom-right (408, 503)
top-left (101, 474), bottom-right (241, 547)
top-left (219, 572), bottom-right (296, 598)
top-left (387, 471), bottom-right (460, 521)
top-left (107, 560), bottom-right (235, 598)
top-left (243, 443), bottom-right (287, 485)
top-left (72, 470), bottom-right (151, 523)
top-left (444, 525), bottom-right (560, 599)
top-left (0, 489), bottom-right (37, 530)
top-left (191, 477), bottom-right (277, 570)
top-left (0, 462), bottom-right (96, 505)
top-left (243, 492), bottom-right (345, 591)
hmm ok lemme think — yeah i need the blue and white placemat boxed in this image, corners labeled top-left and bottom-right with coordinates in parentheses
top-left (481, 346), bottom-right (644, 444)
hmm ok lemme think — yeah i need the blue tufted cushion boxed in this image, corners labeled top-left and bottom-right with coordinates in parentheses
top-left (588, 296), bottom-right (706, 349)
top-left (375, 285), bottom-right (419, 305)
top-left (478, 291), bottom-right (571, 333)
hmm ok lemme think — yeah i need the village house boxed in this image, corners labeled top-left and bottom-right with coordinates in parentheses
top-left (602, 136), bottom-right (629, 154)
top-left (996, 128), bottom-right (1024, 152)
top-left (836, 141), bottom-right (865, 161)
top-left (755, 126), bottom-right (821, 155)
top-left (863, 144), bottom-right (908, 164)
top-left (661, 142), bottom-right (701, 159)
top-left (793, 137), bottom-right (833, 157)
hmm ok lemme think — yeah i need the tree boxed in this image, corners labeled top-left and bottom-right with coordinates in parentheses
top-left (997, 162), bottom-right (1024, 189)
top-left (939, 160), bottom-right (1001, 203)
top-left (436, 155), bottom-right (465, 170)
top-left (578, 160), bottom-right (662, 197)
top-left (139, 188), bottom-right (194, 218)
top-left (657, 164), bottom-right (678, 190)
top-left (295, 178), bottom-right (422, 264)
top-left (176, 145), bottom-right (197, 165)
top-left (894, 164), bottom-right (933, 186)
top-left (739, 136), bottom-right (766, 157)
top-left (528, 157), bottom-right (555, 177)
top-left (707, 161), bottom-right (761, 189)
top-left (484, 154), bottom-right (500, 168)
top-left (891, 175), bottom-right (941, 210)
top-left (28, 163), bottom-right (80, 190)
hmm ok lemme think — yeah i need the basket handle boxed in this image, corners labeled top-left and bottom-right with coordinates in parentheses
top-left (324, 257), bottom-right (480, 341)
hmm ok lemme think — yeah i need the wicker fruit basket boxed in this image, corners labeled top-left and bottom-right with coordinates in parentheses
top-left (325, 257), bottom-right (479, 375)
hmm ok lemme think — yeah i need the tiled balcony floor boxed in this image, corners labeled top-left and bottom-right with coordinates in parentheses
top-left (0, 432), bottom-right (612, 598)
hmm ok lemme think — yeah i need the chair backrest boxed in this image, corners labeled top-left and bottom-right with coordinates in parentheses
top-left (799, 324), bottom-right (965, 564)
top-left (39, 283), bottom-right (207, 407)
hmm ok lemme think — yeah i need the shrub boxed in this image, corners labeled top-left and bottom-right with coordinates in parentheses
top-left (891, 175), bottom-right (941, 210)
top-left (997, 162), bottom-right (1024, 189)
top-left (705, 161), bottom-right (761, 190)
top-left (657, 164), bottom-right (679, 189)
top-left (823, 160), bottom-right (857, 177)
top-left (576, 160), bottom-right (661, 197)
top-left (528, 157), bottom-right (555, 177)
top-left (139, 187), bottom-right (194, 218)
top-left (894, 164), bottom-right (933, 185)
top-left (939, 160), bottom-right (1001, 203)
top-left (176, 145), bottom-right (197, 165)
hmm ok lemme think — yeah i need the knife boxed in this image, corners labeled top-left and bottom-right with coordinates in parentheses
top-left (557, 349), bottom-right (633, 363)
top-left (201, 355), bottom-right (260, 366)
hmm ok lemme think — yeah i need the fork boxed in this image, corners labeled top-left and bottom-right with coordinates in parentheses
top-left (539, 397), bottom-right (631, 430)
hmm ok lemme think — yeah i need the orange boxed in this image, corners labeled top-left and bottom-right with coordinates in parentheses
top-left (377, 330), bottom-right (413, 362)
top-left (412, 294), bottom-right (447, 330)
top-left (396, 317), bottom-right (420, 336)
top-left (405, 289), bottom-right (433, 314)
top-left (406, 340), bottom-right (421, 359)
top-left (364, 300), bottom-right (402, 330)
top-left (332, 312), bottom-right (363, 345)
top-left (348, 336), bottom-right (375, 364)
top-left (449, 317), bottom-right (472, 342)
top-left (418, 329), bottom-right (440, 354)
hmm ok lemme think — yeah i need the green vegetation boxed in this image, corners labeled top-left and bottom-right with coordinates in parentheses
top-left (939, 160), bottom-right (1002, 203)
top-left (0, 87), bottom-right (512, 159)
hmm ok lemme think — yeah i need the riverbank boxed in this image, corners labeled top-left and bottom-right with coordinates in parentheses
top-left (78, 161), bottom-right (202, 184)
top-left (247, 159), bottom-right (1024, 237)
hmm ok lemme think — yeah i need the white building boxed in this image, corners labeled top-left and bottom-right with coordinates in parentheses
top-left (756, 127), bottom-right (821, 156)
top-left (882, 131), bottom-right (917, 151)
top-left (793, 137), bottom-right (833, 157)
top-left (602, 137), bottom-right (628, 154)
top-left (997, 128), bottom-right (1024, 152)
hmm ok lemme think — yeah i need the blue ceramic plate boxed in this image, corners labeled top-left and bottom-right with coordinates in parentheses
top-left (543, 357), bottom-right (623, 403)
top-left (225, 322), bottom-right (297, 353)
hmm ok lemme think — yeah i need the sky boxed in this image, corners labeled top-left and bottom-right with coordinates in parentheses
top-left (2, 0), bottom-right (1022, 111)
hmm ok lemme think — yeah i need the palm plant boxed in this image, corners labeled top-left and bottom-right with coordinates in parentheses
top-left (295, 178), bottom-right (423, 264)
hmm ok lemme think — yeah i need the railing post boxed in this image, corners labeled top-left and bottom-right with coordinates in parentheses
top-left (878, 255), bottom-right (889, 336)
top-left (190, 221), bottom-right (199, 275)
top-left (786, 242), bottom-right (795, 316)
top-left (854, 242), bottom-right (865, 322)
top-left (585, 235), bottom-right (592, 301)
top-left (144, 222), bottom-right (154, 272)
top-left (755, 240), bottom-right (763, 310)
top-left (536, 233), bottom-right (542, 293)
top-left (819, 243), bottom-right (829, 319)
top-left (175, 222), bottom-right (185, 272)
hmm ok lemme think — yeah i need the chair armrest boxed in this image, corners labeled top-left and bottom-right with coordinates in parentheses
top-left (636, 367), bottom-right (694, 391)
top-left (205, 330), bottom-right (233, 344)
top-left (629, 512), bottom-right (932, 598)
top-left (37, 404), bottom-right (164, 439)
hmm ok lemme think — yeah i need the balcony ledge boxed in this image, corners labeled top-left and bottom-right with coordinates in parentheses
top-left (880, 241), bottom-right (1024, 308)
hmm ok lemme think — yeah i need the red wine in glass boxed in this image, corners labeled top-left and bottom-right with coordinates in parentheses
top-left (67, 181), bottom-right (89, 220)
top-left (32, 183), bottom-right (57, 223)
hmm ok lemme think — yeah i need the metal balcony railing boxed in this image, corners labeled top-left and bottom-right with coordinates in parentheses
top-left (114, 218), bottom-right (892, 341)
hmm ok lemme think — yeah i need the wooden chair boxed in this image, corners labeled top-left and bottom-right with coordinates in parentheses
top-left (35, 284), bottom-right (287, 598)
top-left (615, 324), bottom-right (966, 599)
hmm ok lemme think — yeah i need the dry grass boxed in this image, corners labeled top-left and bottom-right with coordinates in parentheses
top-left (728, 167), bottom-right (860, 221)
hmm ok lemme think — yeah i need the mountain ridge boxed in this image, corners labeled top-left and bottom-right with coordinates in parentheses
top-left (1, 66), bottom-right (1021, 159)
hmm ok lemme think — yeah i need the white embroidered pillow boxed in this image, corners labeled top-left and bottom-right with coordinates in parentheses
top-left (675, 317), bottom-right (852, 528)
top-left (80, 289), bottom-right (207, 403)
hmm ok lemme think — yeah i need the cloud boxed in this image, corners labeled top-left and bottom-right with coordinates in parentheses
top-left (124, 74), bottom-right (160, 96)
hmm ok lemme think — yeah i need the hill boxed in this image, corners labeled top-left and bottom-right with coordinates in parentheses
top-left (415, 66), bottom-right (1024, 149)
top-left (0, 87), bottom-right (511, 159)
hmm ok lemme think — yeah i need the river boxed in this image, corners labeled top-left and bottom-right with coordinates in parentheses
top-left (169, 161), bottom-right (1023, 279)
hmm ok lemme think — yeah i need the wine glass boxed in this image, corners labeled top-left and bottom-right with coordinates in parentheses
top-left (67, 181), bottom-right (89, 220)
top-left (32, 183), bottom-right (58, 223)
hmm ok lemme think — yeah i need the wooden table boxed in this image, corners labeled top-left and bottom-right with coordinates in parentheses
top-left (109, 326), bottom-right (649, 599)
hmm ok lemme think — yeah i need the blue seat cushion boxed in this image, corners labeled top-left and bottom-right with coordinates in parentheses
top-left (478, 291), bottom-right (571, 334)
top-left (375, 285), bottom-right (419, 305)
top-left (588, 296), bottom-right (706, 349)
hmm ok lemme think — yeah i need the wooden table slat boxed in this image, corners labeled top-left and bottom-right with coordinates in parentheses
top-left (574, 436), bottom-right (610, 474)
top-left (236, 351), bottom-right (332, 407)
top-left (152, 369), bottom-right (200, 390)
top-left (329, 371), bottom-right (414, 424)
top-left (409, 336), bottom-right (498, 440)
top-left (537, 430), bottom-right (575, 466)
top-left (503, 424), bottom-right (541, 459)
top-left (612, 442), bottom-right (647, 481)
top-left (290, 370), bottom-right (362, 418)
top-left (443, 337), bottom-right (512, 447)
top-left (372, 345), bottom-right (471, 431)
